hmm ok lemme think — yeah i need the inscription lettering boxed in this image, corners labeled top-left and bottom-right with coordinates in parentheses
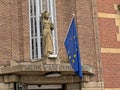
top-left (25, 64), bottom-right (72, 71)
top-left (43, 65), bottom-right (58, 71)
top-left (25, 65), bottom-right (42, 71)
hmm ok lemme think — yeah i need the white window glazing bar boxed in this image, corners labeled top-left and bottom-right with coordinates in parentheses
top-left (33, 39), bottom-right (36, 58)
top-left (50, 0), bottom-right (58, 54)
top-left (50, 0), bottom-right (55, 54)
top-left (31, 0), bottom-right (37, 58)
top-left (39, 0), bottom-right (41, 14)
top-left (31, 0), bottom-right (34, 16)
top-left (40, 0), bottom-right (43, 12)
top-left (29, 0), bottom-right (32, 59)
top-left (53, 0), bottom-right (58, 54)
top-left (49, 0), bottom-right (53, 22)
top-left (47, 0), bottom-right (49, 12)
top-left (36, 0), bottom-right (41, 59)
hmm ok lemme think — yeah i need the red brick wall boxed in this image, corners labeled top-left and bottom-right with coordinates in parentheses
top-left (102, 54), bottom-right (120, 88)
top-left (2, 0), bottom-right (120, 88)
top-left (56, 0), bottom-right (76, 61)
top-left (75, 0), bottom-right (99, 81)
top-left (0, 0), bottom-right (30, 65)
top-left (0, 0), bottom-right (12, 65)
top-left (97, 1), bottom-right (118, 14)
top-left (98, 18), bottom-right (120, 48)
top-left (56, 0), bottom-right (100, 81)
top-left (21, 0), bottom-right (30, 61)
top-left (0, 0), bottom-right (99, 82)
top-left (97, 0), bottom-right (120, 88)
top-left (76, 0), bottom-right (97, 66)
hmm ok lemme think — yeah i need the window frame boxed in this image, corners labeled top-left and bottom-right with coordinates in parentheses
top-left (29, 0), bottom-right (58, 60)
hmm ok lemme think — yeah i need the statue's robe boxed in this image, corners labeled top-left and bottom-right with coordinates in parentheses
top-left (42, 19), bottom-right (53, 57)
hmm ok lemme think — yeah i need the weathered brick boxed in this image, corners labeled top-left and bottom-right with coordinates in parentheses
top-left (0, 0), bottom-right (108, 89)
top-left (97, 0), bottom-right (120, 88)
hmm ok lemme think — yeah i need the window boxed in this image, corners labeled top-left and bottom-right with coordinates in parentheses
top-left (29, 0), bottom-right (57, 59)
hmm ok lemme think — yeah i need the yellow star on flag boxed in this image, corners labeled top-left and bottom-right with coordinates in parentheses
top-left (72, 59), bottom-right (75, 63)
top-left (74, 54), bottom-right (76, 58)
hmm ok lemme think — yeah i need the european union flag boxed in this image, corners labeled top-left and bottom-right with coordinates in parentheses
top-left (64, 18), bottom-right (83, 78)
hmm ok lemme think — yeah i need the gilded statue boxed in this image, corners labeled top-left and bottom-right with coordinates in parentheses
top-left (41, 11), bottom-right (54, 58)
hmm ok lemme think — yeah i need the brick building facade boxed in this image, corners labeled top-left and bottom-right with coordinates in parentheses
top-left (0, 0), bottom-right (119, 90)
top-left (97, 0), bottom-right (120, 90)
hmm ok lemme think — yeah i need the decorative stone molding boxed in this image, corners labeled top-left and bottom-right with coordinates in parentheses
top-left (0, 61), bottom-right (95, 75)
top-left (4, 75), bottom-right (20, 83)
top-left (82, 82), bottom-right (104, 89)
top-left (21, 75), bottom-right (80, 84)
top-left (82, 64), bottom-right (95, 75)
top-left (3, 74), bottom-right (81, 84)
top-left (82, 75), bottom-right (90, 82)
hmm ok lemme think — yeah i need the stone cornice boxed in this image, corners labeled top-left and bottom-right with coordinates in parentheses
top-left (0, 61), bottom-right (95, 75)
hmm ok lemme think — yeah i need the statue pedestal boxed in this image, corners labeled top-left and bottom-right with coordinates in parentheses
top-left (49, 54), bottom-right (57, 58)
top-left (45, 54), bottom-right (59, 64)
top-left (46, 59), bottom-right (55, 64)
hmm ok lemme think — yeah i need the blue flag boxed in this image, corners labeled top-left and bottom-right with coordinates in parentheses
top-left (64, 18), bottom-right (83, 78)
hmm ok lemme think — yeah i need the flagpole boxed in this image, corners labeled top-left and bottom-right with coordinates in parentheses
top-left (64, 14), bottom-right (75, 43)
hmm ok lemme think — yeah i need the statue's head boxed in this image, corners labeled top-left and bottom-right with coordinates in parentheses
top-left (42, 10), bottom-right (50, 19)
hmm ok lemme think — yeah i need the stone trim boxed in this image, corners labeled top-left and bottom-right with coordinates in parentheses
top-left (101, 48), bottom-right (120, 53)
top-left (98, 13), bottom-right (120, 19)
top-left (4, 74), bottom-right (81, 84)
top-left (98, 7), bottom-right (120, 42)
top-left (0, 63), bottom-right (95, 75)
top-left (21, 75), bottom-right (80, 84)
top-left (104, 88), bottom-right (120, 90)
